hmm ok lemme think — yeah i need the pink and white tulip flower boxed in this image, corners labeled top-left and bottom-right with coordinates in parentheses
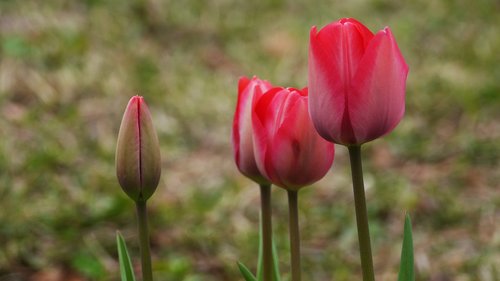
top-left (309, 18), bottom-right (409, 145)
top-left (232, 76), bottom-right (273, 184)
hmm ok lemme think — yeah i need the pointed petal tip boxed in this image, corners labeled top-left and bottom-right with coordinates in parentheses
top-left (372, 26), bottom-right (409, 72)
top-left (338, 18), bottom-right (364, 26)
top-left (127, 96), bottom-right (145, 110)
top-left (378, 26), bottom-right (392, 37)
top-left (310, 26), bottom-right (318, 37)
top-left (238, 76), bottom-right (251, 93)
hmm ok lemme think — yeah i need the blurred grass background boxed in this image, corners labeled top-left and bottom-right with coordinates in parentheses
top-left (0, 0), bottom-right (498, 280)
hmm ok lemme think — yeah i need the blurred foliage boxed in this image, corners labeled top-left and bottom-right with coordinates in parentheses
top-left (0, 0), bottom-right (498, 280)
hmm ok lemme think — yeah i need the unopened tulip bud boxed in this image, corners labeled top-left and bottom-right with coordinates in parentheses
top-left (116, 96), bottom-right (161, 202)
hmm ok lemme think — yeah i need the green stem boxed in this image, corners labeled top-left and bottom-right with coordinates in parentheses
top-left (348, 145), bottom-right (375, 281)
top-left (260, 184), bottom-right (273, 281)
top-left (136, 200), bottom-right (153, 281)
top-left (287, 190), bottom-right (301, 281)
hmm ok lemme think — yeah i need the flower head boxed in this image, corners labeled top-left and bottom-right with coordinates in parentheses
top-left (252, 87), bottom-right (335, 190)
top-left (232, 76), bottom-right (273, 184)
top-left (116, 96), bottom-right (161, 202)
top-left (309, 18), bottom-right (409, 145)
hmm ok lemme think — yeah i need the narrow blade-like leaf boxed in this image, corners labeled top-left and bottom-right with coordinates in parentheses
top-left (116, 232), bottom-right (136, 281)
top-left (271, 237), bottom-right (281, 281)
top-left (238, 262), bottom-right (257, 281)
top-left (398, 213), bottom-right (415, 281)
top-left (257, 213), bottom-right (281, 281)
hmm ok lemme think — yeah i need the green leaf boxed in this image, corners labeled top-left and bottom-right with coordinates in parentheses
top-left (271, 238), bottom-right (281, 281)
top-left (257, 214), bottom-right (281, 281)
top-left (398, 213), bottom-right (415, 281)
top-left (116, 231), bottom-right (137, 281)
top-left (237, 262), bottom-right (257, 281)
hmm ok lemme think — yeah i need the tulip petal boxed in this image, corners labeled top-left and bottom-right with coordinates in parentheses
top-left (233, 77), bottom-right (256, 177)
top-left (270, 91), bottom-right (334, 190)
top-left (349, 27), bottom-right (409, 143)
top-left (308, 20), bottom-right (373, 143)
top-left (232, 76), bottom-right (272, 183)
top-left (252, 87), bottom-right (284, 181)
top-left (137, 98), bottom-right (161, 200)
top-left (116, 98), bottom-right (142, 200)
top-left (265, 90), bottom-right (302, 188)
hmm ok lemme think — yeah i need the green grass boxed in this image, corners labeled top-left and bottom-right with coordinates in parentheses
top-left (0, 0), bottom-right (498, 280)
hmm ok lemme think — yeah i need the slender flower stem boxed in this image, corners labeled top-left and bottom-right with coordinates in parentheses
top-left (136, 200), bottom-right (153, 281)
top-left (287, 190), bottom-right (301, 281)
top-left (260, 184), bottom-right (273, 281)
top-left (348, 145), bottom-right (375, 281)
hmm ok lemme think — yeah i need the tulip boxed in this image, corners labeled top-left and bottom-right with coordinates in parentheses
top-left (116, 95), bottom-right (161, 202)
top-left (252, 87), bottom-right (335, 190)
top-left (232, 76), bottom-right (275, 281)
top-left (252, 86), bottom-right (334, 281)
top-left (308, 18), bottom-right (409, 145)
top-left (232, 76), bottom-right (273, 184)
top-left (116, 95), bottom-right (160, 281)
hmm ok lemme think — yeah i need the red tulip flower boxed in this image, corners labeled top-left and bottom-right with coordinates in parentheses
top-left (309, 18), bottom-right (409, 145)
top-left (116, 96), bottom-right (161, 202)
top-left (232, 76), bottom-right (273, 184)
top-left (252, 87), bottom-right (335, 190)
